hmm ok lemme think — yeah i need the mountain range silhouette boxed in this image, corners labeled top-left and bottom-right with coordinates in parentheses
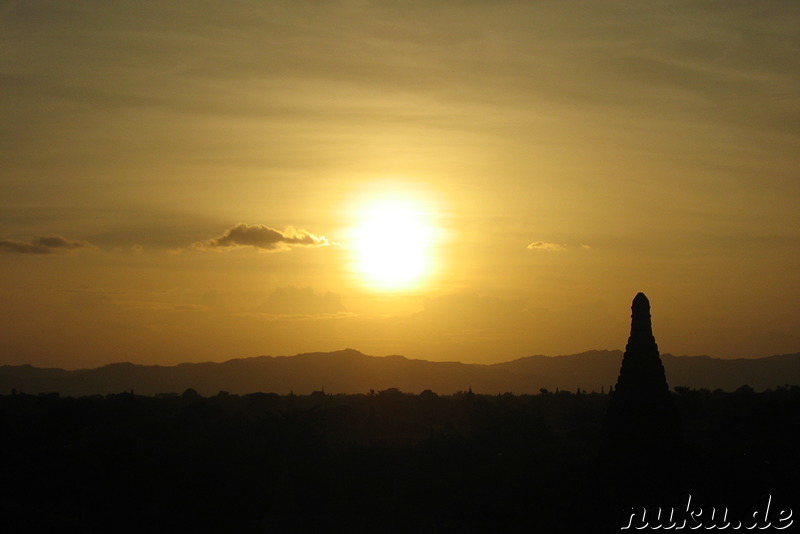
top-left (2, 348), bottom-right (798, 396)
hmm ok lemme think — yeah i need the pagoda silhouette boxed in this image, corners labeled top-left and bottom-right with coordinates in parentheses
top-left (603, 292), bottom-right (679, 469)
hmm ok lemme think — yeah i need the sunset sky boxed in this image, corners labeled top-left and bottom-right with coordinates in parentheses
top-left (2, 0), bottom-right (799, 368)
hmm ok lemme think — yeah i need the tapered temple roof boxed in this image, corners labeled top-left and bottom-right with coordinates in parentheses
top-left (603, 292), bottom-right (680, 477)
top-left (614, 292), bottom-right (667, 395)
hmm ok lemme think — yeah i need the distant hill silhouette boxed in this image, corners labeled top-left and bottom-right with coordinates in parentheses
top-left (1, 348), bottom-right (798, 396)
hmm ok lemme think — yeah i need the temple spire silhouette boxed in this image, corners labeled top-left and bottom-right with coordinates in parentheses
top-left (603, 292), bottom-right (679, 468)
top-left (614, 292), bottom-right (670, 401)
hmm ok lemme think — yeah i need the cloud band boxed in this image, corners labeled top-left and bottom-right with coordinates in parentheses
top-left (0, 235), bottom-right (93, 254)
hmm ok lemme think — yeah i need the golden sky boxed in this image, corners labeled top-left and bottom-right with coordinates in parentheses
top-left (2, 0), bottom-right (799, 368)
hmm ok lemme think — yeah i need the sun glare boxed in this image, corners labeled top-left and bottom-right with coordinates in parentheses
top-left (348, 188), bottom-right (438, 291)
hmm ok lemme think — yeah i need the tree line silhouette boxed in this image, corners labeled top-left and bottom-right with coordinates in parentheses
top-left (0, 384), bottom-right (797, 532)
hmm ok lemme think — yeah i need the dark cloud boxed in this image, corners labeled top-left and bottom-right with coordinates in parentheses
top-left (257, 286), bottom-right (346, 316)
top-left (193, 223), bottom-right (329, 252)
top-left (0, 235), bottom-right (93, 254)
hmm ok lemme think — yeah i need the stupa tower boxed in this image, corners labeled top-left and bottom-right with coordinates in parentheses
top-left (613, 292), bottom-right (670, 401)
top-left (604, 292), bottom-right (678, 463)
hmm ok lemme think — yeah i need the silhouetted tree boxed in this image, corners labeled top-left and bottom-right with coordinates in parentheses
top-left (182, 388), bottom-right (201, 400)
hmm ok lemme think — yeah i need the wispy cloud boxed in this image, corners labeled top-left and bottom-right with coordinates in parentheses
top-left (193, 223), bottom-right (329, 252)
top-left (526, 241), bottom-right (566, 252)
top-left (0, 235), bottom-right (93, 254)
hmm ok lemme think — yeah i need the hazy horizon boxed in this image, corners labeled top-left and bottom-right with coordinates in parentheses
top-left (3, 346), bottom-right (799, 375)
top-left (2, 1), bottom-right (798, 368)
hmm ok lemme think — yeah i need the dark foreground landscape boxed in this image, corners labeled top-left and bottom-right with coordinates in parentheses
top-left (1, 386), bottom-right (797, 533)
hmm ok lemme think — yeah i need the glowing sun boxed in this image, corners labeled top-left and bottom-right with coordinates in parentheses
top-left (350, 193), bottom-right (437, 291)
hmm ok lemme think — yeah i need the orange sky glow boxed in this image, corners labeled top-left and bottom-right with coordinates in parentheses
top-left (1, 1), bottom-right (799, 368)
